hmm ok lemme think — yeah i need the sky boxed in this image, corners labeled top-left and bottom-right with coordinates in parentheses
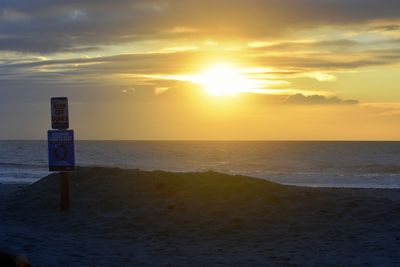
top-left (1, 0), bottom-right (400, 140)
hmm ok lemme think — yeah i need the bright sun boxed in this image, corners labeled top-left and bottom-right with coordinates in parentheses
top-left (195, 63), bottom-right (251, 96)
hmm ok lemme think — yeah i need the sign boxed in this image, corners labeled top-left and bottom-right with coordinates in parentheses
top-left (48, 130), bottom-right (75, 172)
top-left (51, 97), bottom-right (69, 129)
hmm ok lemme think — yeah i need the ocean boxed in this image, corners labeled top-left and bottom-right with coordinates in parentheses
top-left (1, 140), bottom-right (400, 188)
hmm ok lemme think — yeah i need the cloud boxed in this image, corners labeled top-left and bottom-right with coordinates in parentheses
top-left (250, 47), bottom-right (400, 71)
top-left (251, 39), bottom-right (360, 51)
top-left (361, 103), bottom-right (400, 118)
top-left (155, 87), bottom-right (169, 95)
top-left (1, 46), bottom-right (399, 100)
top-left (0, 8), bottom-right (30, 22)
top-left (370, 24), bottom-right (400, 32)
top-left (4, 43), bottom-right (400, 79)
top-left (1, 0), bottom-right (400, 53)
top-left (122, 88), bottom-right (136, 94)
top-left (285, 93), bottom-right (358, 105)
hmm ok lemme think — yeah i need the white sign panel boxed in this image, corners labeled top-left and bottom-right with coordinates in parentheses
top-left (51, 97), bottom-right (69, 129)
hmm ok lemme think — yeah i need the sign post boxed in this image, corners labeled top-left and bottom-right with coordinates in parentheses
top-left (48, 97), bottom-right (75, 211)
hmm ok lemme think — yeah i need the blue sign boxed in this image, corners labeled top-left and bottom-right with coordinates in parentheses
top-left (48, 130), bottom-right (75, 172)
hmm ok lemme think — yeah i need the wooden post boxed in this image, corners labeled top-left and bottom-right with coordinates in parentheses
top-left (60, 171), bottom-right (70, 211)
top-left (49, 97), bottom-right (74, 212)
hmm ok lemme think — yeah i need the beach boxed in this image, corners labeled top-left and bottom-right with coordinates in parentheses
top-left (1, 167), bottom-right (400, 266)
top-left (2, 0), bottom-right (400, 266)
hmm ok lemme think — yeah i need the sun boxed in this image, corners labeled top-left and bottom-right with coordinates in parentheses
top-left (195, 63), bottom-right (250, 96)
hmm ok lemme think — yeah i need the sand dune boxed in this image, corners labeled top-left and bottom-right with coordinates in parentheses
top-left (1, 167), bottom-right (400, 266)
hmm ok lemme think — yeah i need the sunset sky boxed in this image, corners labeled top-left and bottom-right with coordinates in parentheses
top-left (1, 0), bottom-right (400, 140)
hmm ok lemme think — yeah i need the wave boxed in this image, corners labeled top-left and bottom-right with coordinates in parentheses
top-left (3, 161), bottom-right (400, 188)
top-left (349, 164), bottom-right (400, 174)
top-left (0, 162), bottom-right (47, 169)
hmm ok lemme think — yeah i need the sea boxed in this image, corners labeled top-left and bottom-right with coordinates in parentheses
top-left (1, 141), bottom-right (400, 188)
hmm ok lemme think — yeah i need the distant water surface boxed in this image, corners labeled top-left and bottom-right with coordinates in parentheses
top-left (1, 141), bottom-right (400, 188)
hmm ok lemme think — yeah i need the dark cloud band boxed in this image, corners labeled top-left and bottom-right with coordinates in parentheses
top-left (1, 0), bottom-right (400, 53)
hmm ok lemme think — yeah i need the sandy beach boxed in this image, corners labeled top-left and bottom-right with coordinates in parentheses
top-left (1, 167), bottom-right (400, 266)
top-left (0, 184), bottom-right (27, 198)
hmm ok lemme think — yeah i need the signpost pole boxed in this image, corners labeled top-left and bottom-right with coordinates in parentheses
top-left (60, 171), bottom-right (70, 211)
top-left (48, 97), bottom-right (75, 212)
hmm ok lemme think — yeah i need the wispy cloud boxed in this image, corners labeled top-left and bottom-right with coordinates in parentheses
top-left (1, 0), bottom-right (400, 106)
top-left (285, 93), bottom-right (358, 105)
top-left (1, 0), bottom-right (400, 53)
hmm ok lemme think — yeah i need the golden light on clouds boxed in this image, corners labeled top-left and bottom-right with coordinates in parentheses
top-left (191, 64), bottom-right (302, 97)
top-left (2, 0), bottom-right (400, 139)
top-left (194, 63), bottom-right (248, 96)
top-left (133, 61), bottom-right (334, 98)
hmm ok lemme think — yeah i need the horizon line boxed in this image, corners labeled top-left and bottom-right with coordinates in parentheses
top-left (1, 139), bottom-right (400, 142)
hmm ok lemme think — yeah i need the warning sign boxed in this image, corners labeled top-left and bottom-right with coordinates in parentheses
top-left (48, 130), bottom-right (75, 172)
top-left (51, 97), bottom-right (69, 129)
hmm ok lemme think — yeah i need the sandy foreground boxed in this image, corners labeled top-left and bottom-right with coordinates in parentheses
top-left (1, 167), bottom-right (400, 266)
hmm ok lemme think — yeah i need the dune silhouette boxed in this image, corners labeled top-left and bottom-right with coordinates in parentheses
top-left (2, 167), bottom-right (400, 266)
